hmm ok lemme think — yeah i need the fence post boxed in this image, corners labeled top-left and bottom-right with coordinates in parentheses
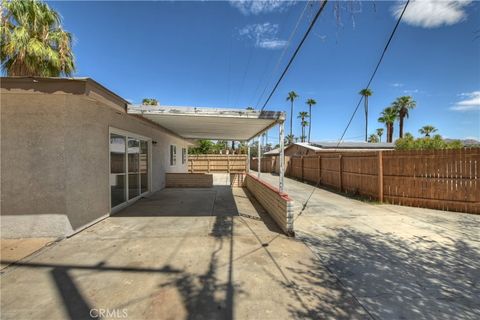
top-left (378, 151), bottom-right (383, 202)
top-left (339, 155), bottom-right (343, 192)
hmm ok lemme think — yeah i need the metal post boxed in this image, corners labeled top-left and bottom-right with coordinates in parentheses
top-left (279, 121), bottom-right (285, 192)
top-left (247, 140), bottom-right (250, 173)
top-left (258, 135), bottom-right (261, 178)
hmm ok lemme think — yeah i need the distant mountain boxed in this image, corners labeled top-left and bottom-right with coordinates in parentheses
top-left (444, 138), bottom-right (480, 147)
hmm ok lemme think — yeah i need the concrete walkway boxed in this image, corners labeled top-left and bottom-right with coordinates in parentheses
top-left (1, 186), bottom-right (368, 320)
top-left (259, 172), bottom-right (480, 320)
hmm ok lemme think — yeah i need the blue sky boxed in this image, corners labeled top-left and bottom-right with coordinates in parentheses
top-left (48, 0), bottom-right (480, 142)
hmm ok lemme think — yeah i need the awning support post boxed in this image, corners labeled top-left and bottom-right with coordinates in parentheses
top-left (247, 140), bottom-right (250, 173)
top-left (279, 121), bottom-right (285, 192)
top-left (258, 135), bottom-right (261, 179)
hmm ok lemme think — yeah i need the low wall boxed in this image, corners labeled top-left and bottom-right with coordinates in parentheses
top-left (165, 173), bottom-right (213, 188)
top-left (244, 174), bottom-right (294, 236)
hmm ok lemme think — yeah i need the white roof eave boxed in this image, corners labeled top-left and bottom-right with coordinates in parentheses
top-left (127, 105), bottom-right (285, 141)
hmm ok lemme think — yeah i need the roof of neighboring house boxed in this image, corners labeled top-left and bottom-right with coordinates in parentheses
top-left (293, 142), bottom-right (323, 151)
top-left (128, 105), bottom-right (285, 141)
top-left (264, 147), bottom-right (281, 156)
top-left (311, 141), bottom-right (395, 150)
top-left (264, 141), bottom-right (394, 156)
top-left (263, 142), bottom-right (322, 156)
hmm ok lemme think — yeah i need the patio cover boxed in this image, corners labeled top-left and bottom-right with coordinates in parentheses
top-left (127, 105), bottom-right (285, 141)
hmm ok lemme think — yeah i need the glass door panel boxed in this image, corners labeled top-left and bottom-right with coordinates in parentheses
top-left (128, 137), bottom-right (140, 200)
top-left (140, 140), bottom-right (148, 194)
top-left (110, 134), bottom-right (126, 208)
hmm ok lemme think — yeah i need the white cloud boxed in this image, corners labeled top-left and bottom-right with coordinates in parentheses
top-left (229, 0), bottom-right (295, 15)
top-left (238, 23), bottom-right (287, 49)
top-left (451, 91), bottom-right (480, 111)
top-left (403, 89), bottom-right (420, 94)
top-left (392, 0), bottom-right (472, 28)
top-left (258, 39), bottom-right (288, 49)
top-left (391, 83), bottom-right (404, 87)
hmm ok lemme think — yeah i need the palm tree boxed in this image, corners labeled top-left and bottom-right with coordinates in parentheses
top-left (368, 134), bottom-right (379, 143)
top-left (306, 98), bottom-right (316, 143)
top-left (378, 107), bottom-right (397, 143)
top-left (376, 128), bottom-right (384, 142)
top-left (1, 0), bottom-right (75, 76)
top-left (392, 96), bottom-right (416, 138)
top-left (297, 111), bottom-right (309, 142)
top-left (286, 91), bottom-right (299, 136)
top-left (419, 125), bottom-right (437, 137)
top-left (359, 88), bottom-right (373, 142)
top-left (285, 134), bottom-right (295, 145)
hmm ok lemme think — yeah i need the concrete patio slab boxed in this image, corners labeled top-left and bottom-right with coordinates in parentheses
top-left (1, 238), bottom-right (56, 270)
top-left (0, 186), bottom-right (368, 320)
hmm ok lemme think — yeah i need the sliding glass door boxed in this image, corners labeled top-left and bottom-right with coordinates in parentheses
top-left (110, 129), bottom-right (150, 211)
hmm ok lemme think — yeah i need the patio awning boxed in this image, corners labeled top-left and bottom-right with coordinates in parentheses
top-left (127, 105), bottom-right (285, 141)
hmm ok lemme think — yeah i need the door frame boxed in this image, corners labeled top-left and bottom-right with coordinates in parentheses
top-left (109, 127), bottom-right (152, 214)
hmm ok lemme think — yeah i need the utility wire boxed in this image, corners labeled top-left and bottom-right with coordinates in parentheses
top-left (260, 0), bottom-right (328, 111)
top-left (335, 0), bottom-right (410, 148)
top-left (299, 0), bottom-right (410, 216)
top-left (253, 0), bottom-right (312, 109)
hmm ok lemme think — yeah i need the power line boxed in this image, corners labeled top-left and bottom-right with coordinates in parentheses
top-left (335, 0), bottom-right (410, 148)
top-left (296, 0), bottom-right (411, 218)
top-left (260, 0), bottom-right (329, 111)
top-left (253, 0), bottom-right (312, 109)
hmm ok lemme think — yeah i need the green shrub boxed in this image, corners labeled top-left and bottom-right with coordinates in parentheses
top-left (395, 133), bottom-right (463, 150)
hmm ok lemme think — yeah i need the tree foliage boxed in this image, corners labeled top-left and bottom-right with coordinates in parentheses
top-left (419, 125), bottom-right (437, 137)
top-left (392, 96), bottom-right (416, 138)
top-left (1, 0), bottom-right (75, 76)
top-left (378, 107), bottom-right (397, 143)
top-left (395, 133), bottom-right (463, 150)
top-left (368, 134), bottom-right (379, 143)
top-left (142, 98), bottom-right (158, 106)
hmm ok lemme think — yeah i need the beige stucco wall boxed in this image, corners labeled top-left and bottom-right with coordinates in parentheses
top-left (1, 90), bottom-right (189, 238)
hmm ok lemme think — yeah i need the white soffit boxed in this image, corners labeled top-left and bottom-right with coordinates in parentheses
top-left (128, 106), bottom-right (285, 140)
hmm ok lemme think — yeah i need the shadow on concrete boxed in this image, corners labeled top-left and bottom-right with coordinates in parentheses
top-left (159, 215), bottom-right (238, 320)
top-left (51, 267), bottom-right (96, 320)
top-left (287, 229), bottom-right (480, 319)
top-left (1, 196), bottom-right (240, 320)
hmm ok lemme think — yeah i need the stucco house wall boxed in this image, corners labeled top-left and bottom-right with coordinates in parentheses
top-left (1, 78), bottom-right (190, 238)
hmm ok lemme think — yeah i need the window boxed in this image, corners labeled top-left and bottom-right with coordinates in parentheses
top-left (170, 145), bottom-right (177, 166)
top-left (182, 148), bottom-right (187, 164)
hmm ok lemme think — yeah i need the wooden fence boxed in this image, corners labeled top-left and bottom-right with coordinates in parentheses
top-left (252, 149), bottom-right (480, 214)
top-left (188, 154), bottom-right (247, 173)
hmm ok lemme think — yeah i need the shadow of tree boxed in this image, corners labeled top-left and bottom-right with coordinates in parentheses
top-left (287, 229), bottom-right (480, 319)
